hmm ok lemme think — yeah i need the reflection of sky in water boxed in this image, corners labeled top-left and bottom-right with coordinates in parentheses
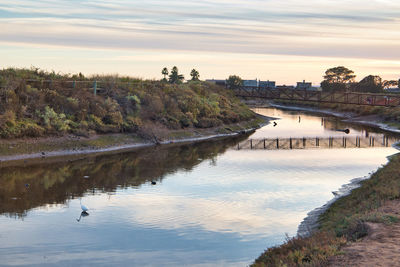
top-left (0, 108), bottom-right (398, 266)
top-left (251, 108), bottom-right (387, 139)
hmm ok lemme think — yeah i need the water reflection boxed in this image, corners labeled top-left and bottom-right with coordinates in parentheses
top-left (0, 135), bottom-right (248, 219)
top-left (251, 108), bottom-right (398, 139)
top-left (76, 211), bottom-right (89, 222)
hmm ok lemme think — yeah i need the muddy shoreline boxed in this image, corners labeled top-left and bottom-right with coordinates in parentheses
top-left (298, 175), bottom-right (374, 237)
top-left (0, 115), bottom-right (271, 165)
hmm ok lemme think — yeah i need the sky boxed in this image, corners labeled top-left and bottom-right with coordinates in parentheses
top-left (0, 0), bottom-right (400, 85)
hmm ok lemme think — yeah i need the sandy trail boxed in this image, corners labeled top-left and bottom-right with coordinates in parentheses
top-left (328, 200), bottom-right (400, 267)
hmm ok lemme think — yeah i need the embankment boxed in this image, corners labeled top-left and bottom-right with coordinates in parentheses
top-left (0, 115), bottom-right (269, 165)
top-left (0, 67), bottom-right (272, 163)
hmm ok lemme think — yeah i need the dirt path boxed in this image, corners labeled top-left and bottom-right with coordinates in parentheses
top-left (328, 200), bottom-right (400, 266)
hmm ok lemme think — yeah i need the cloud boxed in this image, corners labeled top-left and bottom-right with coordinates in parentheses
top-left (1, 0), bottom-right (400, 57)
top-left (0, 0), bottom-right (399, 81)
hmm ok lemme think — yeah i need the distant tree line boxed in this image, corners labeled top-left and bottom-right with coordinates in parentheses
top-left (321, 66), bottom-right (399, 93)
top-left (223, 67), bottom-right (399, 94)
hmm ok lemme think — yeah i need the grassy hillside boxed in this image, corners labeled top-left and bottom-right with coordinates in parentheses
top-left (0, 68), bottom-right (255, 140)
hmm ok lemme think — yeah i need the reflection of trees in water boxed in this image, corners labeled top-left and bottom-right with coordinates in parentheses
top-left (0, 135), bottom-right (248, 219)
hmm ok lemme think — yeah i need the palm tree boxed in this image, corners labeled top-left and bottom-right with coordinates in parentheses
top-left (168, 66), bottom-right (184, 84)
top-left (190, 69), bottom-right (200, 81)
top-left (161, 67), bottom-right (168, 81)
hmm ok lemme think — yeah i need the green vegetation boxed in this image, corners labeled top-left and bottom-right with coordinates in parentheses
top-left (0, 67), bottom-right (255, 140)
top-left (226, 75), bottom-right (243, 89)
top-left (253, 153), bottom-right (400, 266)
top-left (190, 69), bottom-right (200, 81)
top-left (168, 66), bottom-right (185, 84)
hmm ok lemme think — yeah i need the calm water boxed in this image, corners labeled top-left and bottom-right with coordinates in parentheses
top-left (0, 108), bottom-right (398, 266)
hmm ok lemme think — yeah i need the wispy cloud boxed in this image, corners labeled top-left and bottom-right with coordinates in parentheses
top-left (0, 0), bottom-right (399, 81)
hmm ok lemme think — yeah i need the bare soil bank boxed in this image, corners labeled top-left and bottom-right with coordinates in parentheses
top-left (328, 200), bottom-right (400, 267)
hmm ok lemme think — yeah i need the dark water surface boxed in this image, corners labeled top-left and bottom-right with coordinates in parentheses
top-left (0, 108), bottom-right (398, 266)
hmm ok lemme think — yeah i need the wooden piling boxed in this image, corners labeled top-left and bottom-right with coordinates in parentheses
top-left (93, 80), bottom-right (97, 96)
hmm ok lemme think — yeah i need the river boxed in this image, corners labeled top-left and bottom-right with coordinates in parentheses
top-left (0, 107), bottom-right (398, 266)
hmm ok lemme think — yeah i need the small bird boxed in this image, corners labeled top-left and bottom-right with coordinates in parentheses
top-left (80, 199), bottom-right (89, 213)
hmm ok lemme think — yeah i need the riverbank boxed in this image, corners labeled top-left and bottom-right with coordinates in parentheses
top-left (251, 101), bottom-right (400, 266)
top-left (253, 153), bottom-right (400, 266)
top-left (0, 115), bottom-right (269, 165)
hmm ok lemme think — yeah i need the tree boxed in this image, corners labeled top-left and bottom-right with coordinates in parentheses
top-left (324, 66), bottom-right (356, 83)
top-left (161, 67), bottom-right (168, 81)
top-left (226, 75), bottom-right (243, 89)
top-left (382, 80), bottom-right (399, 89)
top-left (190, 69), bottom-right (200, 81)
top-left (168, 66), bottom-right (184, 84)
top-left (321, 66), bottom-right (356, 92)
top-left (353, 75), bottom-right (383, 93)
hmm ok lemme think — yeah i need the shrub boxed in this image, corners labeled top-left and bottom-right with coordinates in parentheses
top-left (0, 67), bottom-right (257, 139)
top-left (40, 106), bottom-right (72, 133)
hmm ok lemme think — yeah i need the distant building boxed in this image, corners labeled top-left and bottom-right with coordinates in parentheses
top-left (296, 80), bottom-right (312, 90)
top-left (243, 79), bottom-right (258, 88)
top-left (276, 85), bottom-right (295, 90)
top-left (205, 79), bottom-right (227, 86)
top-left (385, 88), bottom-right (400, 93)
top-left (259, 80), bottom-right (276, 89)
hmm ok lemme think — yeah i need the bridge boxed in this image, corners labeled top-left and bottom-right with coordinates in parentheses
top-left (233, 136), bottom-right (397, 150)
top-left (234, 87), bottom-right (400, 107)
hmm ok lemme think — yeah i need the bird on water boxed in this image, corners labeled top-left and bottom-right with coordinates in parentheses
top-left (80, 199), bottom-right (89, 214)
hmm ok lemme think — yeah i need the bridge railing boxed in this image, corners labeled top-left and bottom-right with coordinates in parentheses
top-left (6, 79), bottom-right (146, 96)
top-left (235, 87), bottom-right (400, 107)
top-left (234, 136), bottom-right (397, 150)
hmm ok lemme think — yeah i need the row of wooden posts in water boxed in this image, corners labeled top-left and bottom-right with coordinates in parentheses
top-left (235, 136), bottom-right (394, 150)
